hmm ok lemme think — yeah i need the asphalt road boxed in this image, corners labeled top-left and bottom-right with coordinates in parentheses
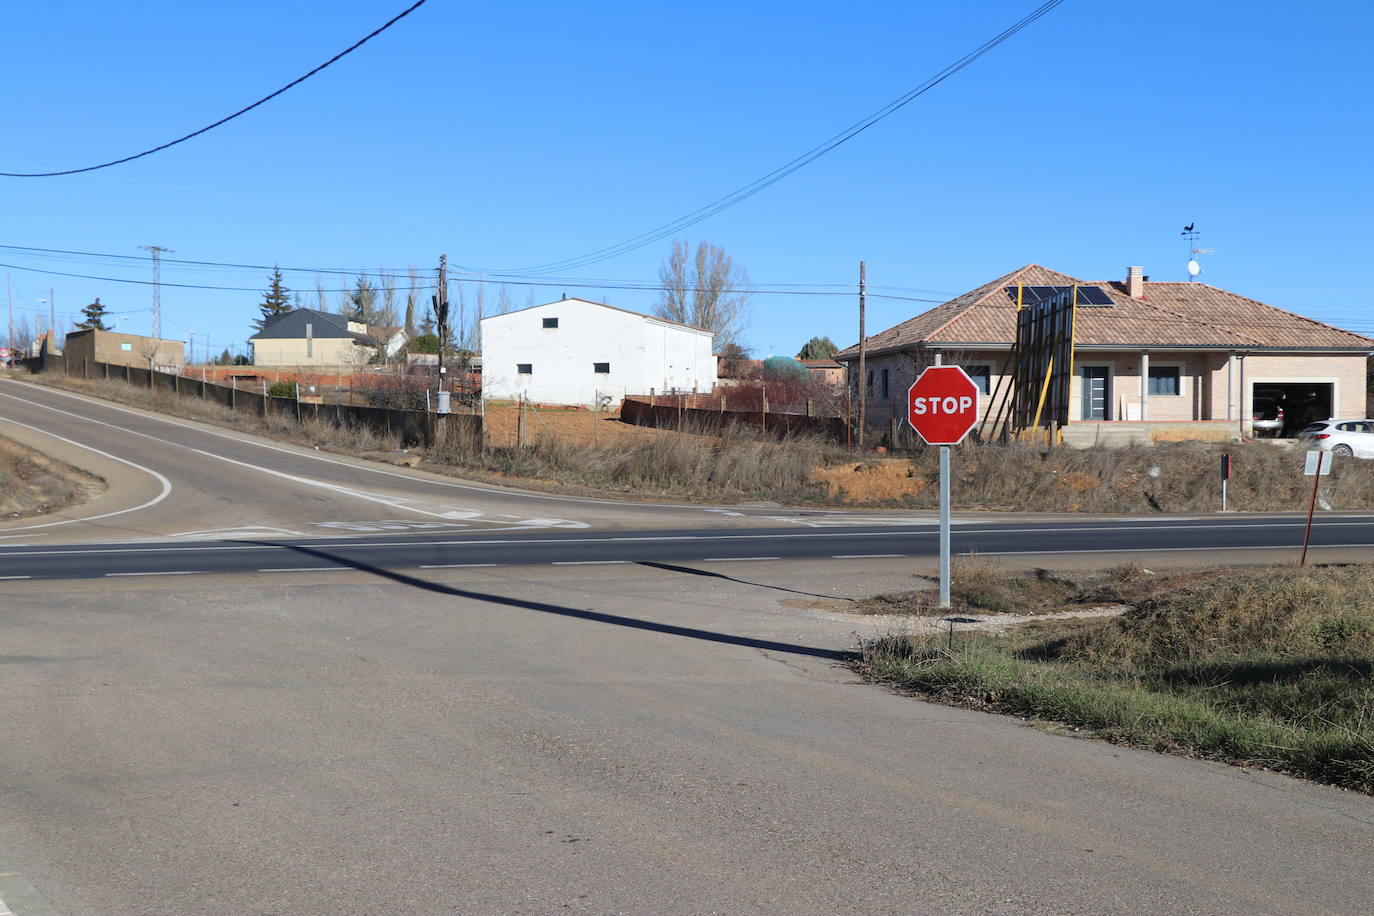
top-left (1, 377), bottom-right (1372, 914)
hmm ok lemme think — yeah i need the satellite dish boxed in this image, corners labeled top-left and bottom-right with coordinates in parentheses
top-left (1187, 258), bottom-right (1201, 278)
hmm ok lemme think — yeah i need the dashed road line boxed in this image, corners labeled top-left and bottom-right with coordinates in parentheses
top-left (0, 575), bottom-right (31, 580)
top-left (420, 563), bottom-right (500, 569)
top-left (701, 556), bottom-right (781, 562)
top-left (552, 560), bottom-right (629, 566)
top-left (832, 554), bottom-right (904, 559)
top-left (258, 566), bottom-right (350, 573)
top-left (105, 570), bottom-right (200, 577)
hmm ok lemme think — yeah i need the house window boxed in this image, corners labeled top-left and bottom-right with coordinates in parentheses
top-left (593, 362), bottom-right (610, 374)
top-left (517, 363), bottom-right (533, 375)
top-left (964, 364), bottom-right (991, 395)
top-left (881, 368), bottom-right (890, 399)
top-left (866, 370), bottom-right (874, 395)
top-left (543, 317), bottom-right (559, 329)
top-left (1147, 366), bottom-right (1180, 396)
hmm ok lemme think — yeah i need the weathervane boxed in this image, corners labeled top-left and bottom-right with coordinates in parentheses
top-left (1180, 223), bottom-right (1215, 281)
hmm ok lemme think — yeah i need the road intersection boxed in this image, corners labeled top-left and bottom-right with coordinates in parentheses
top-left (1, 378), bottom-right (1371, 914)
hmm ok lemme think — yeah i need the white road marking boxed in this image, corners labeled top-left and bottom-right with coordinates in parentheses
top-left (0, 575), bottom-right (31, 580)
top-left (105, 570), bottom-right (199, 577)
top-left (701, 556), bottom-right (781, 562)
top-left (0, 387), bottom-right (587, 532)
top-left (0, 416), bottom-right (173, 532)
top-left (257, 566), bottom-right (349, 572)
top-left (0, 381), bottom-right (709, 511)
top-left (552, 560), bottom-right (628, 565)
top-left (0, 894), bottom-right (12, 915)
top-left (766, 515), bottom-right (947, 527)
top-left (832, 554), bottom-right (904, 559)
top-left (420, 563), bottom-right (499, 569)
top-left (162, 526), bottom-right (304, 540)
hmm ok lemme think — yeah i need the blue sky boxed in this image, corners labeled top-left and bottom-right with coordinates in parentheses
top-left (4, 0), bottom-right (1371, 360)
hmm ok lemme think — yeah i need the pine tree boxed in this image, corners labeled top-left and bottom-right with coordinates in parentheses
top-left (347, 275), bottom-right (379, 325)
top-left (797, 336), bottom-right (838, 359)
top-left (76, 297), bottom-right (110, 331)
top-left (254, 266), bottom-right (293, 332)
top-left (217, 348), bottom-right (233, 365)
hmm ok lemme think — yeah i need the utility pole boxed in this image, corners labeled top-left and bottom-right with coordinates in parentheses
top-left (6, 273), bottom-right (12, 361)
top-left (435, 253), bottom-right (450, 389)
top-left (857, 261), bottom-right (867, 449)
top-left (49, 288), bottom-right (56, 342)
top-left (140, 245), bottom-right (172, 338)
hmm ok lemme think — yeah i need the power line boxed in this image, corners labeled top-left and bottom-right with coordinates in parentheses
top-left (455, 0), bottom-right (1067, 275)
top-left (0, 256), bottom-right (944, 301)
top-left (0, 0), bottom-right (430, 178)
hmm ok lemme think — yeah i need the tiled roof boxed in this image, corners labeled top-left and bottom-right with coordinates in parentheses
top-left (835, 264), bottom-right (1374, 358)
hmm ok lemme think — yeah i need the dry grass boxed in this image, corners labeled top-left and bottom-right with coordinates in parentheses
top-left (858, 564), bottom-right (1374, 792)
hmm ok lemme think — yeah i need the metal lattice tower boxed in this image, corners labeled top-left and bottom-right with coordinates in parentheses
top-left (140, 245), bottom-right (172, 337)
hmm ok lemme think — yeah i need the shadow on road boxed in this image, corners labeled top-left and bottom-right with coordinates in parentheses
top-left (253, 541), bottom-right (850, 662)
top-left (635, 560), bottom-right (854, 602)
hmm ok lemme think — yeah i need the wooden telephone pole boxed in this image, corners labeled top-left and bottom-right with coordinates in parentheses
top-left (857, 261), bottom-right (867, 448)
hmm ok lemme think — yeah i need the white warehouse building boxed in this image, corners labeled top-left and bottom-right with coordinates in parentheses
top-left (480, 297), bottom-right (716, 406)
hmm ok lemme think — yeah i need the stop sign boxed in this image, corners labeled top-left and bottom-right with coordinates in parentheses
top-left (907, 365), bottom-right (979, 445)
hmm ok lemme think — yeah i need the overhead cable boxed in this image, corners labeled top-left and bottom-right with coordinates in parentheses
top-left (455, 0), bottom-right (1067, 275)
top-left (0, 0), bottom-right (429, 177)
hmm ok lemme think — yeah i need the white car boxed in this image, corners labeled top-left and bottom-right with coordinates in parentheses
top-left (1297, 419), bottom-right (1374, 458)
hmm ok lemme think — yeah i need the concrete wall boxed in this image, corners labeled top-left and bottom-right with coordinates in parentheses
top-left (481, 299), bottom-right (716, 406)
top-left (64, 329), bottom-right (185, 372)
top-left (250, 336), bottom-right (366, 367)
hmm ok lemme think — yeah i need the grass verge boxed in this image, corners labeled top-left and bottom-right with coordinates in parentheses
top-left (855, 564), bottom-right (1374, 793)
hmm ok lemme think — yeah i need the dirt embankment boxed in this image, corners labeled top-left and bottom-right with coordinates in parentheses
top-left (0, 436), bottom-right (106, 520)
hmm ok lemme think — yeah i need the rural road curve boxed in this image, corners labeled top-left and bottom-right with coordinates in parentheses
top-left (0, 377), bottom-right (1371, 914)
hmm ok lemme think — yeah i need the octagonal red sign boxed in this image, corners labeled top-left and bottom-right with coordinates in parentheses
top-left (907, 365), bottom-right (979, 445)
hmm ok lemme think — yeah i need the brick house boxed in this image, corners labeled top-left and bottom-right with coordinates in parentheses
top-left (834, 264), bottom-right (1374, 443)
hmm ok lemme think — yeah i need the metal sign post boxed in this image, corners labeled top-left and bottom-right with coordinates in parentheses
top-left (1220, 452), bottom-right (1231, 512)
top-left (907, 360), bottom-right (979, 609)
top-left (1300, 450), bottom-right (1332, 567)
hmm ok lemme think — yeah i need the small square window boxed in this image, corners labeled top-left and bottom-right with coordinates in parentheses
top-left (1147, 366), bottom-right (1180, 396)
top-left (593, 362), bottom-right (610, 374)
top-left (517, 363), bottom-right (533, 375)
top-left (964, 364), bottom-right (991, 395)
top-left (542, 317), bottom-right (558, 329)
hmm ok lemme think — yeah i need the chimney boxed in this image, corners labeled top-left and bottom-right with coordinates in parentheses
top-left (1126, 265), bottom-right (1145, 299)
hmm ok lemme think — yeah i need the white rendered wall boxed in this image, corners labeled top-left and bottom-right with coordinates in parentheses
top-left (481, 299), bottom-right (715, 405)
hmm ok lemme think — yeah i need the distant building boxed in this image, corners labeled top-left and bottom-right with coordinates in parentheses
top-left (799, 358), bottom-right (844, 386)
top-left (480, 297), bottom-right (715, 406)
top-left (249, 308), bottom-right (407, 367)
top-left (834, 263), bottom-right (1374, 441)
top-left (64, 328), bottom-right (185, 373)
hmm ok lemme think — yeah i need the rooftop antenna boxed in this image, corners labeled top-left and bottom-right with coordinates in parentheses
top-left (1180, 224), bottom-right (1215, 281)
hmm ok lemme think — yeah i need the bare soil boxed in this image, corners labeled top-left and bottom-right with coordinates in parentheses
top-left (482, 404), bottom-right (674, 449)
top-left (0, 435), bottom-right (106, 520)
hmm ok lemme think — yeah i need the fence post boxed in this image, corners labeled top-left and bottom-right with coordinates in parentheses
top-left (649, 387), bottom-right (655, 407)
top-left (517, 394), bottom-right (528, 447)
top-left (762, 387), bottom-right (768, 434)
top-left (889, 416), bottom-right (898, 449)
top-left (230, 375), bottom-right (236, 411)
top-left (262, 379), bottom-right (269, 418)
top-left (806, 397), bottom-right (813, 418)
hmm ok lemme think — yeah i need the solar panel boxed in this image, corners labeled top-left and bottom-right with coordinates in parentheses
top-left (1005, 285), bottom-right (1115, 307)
top-left (1077, 286), bottom-right (1114, 306)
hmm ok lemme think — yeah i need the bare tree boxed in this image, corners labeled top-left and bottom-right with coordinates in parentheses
top-left (377, 270), bottom-right (400, 328)
top-left (315, 274), bottom-right (328, 312)
top-left (655, 239), bottom-right (751, 350)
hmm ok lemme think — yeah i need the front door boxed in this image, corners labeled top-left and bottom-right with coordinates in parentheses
top-left (1081, 366), bottom-right (1109, 420)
